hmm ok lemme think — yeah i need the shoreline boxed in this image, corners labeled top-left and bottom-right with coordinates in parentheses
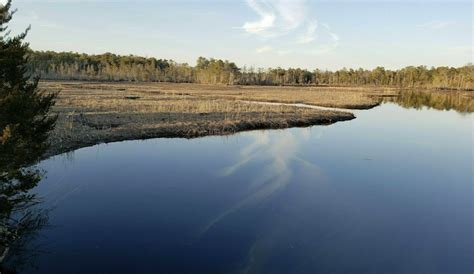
top-left (42, 81), bottom-right (364, 158)
top-left (40, 81), bottom-right (473, 159)
top-left (44, 113), bottom-right (355, 159)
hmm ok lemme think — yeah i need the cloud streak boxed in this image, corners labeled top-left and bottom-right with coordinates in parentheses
top-left (297, 20), bottom-right (318, 44)
top-left (242, 0), bottom-right (339, 55)
top-left (242, 0), bottom-right (276, 35)
top-left (243, 0), bottom-right (307, 38)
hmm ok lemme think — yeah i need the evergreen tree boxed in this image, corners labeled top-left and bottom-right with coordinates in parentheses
top-left (0, 0), bottom-right (57, 169)
top-left (0, 0), bottom-right (56, 268)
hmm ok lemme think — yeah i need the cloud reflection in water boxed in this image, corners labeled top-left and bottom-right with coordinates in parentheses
top-left (202, 128), bottom-right (326, 235)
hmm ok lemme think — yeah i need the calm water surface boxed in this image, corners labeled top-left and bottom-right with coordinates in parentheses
top-left (19, 102), bottom-right (473, 273)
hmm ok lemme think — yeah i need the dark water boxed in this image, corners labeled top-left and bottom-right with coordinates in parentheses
top-left (14, 102), bottom-right (474, 273)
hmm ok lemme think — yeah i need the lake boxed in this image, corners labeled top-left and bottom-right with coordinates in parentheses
top-left (11, 100), bottom-right (474, 273)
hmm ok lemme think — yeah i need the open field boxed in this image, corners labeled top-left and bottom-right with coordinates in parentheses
top-left (40, 81), bottom-right (473, 157)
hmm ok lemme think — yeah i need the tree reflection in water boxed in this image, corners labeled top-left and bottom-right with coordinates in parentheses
top-left (0, 140), bottom-right (50, 273)
top-left (386, 90), bottom-right (474, 113)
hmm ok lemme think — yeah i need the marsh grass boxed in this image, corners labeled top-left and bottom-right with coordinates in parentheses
top-left (44, 81), bottom-right (393, 109)
top-left (42, 81), bottom-right (356, 157)
top-left (41, 81), bottom-right (473, 157)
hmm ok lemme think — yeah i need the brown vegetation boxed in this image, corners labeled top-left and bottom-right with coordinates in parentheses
top-left (42, 81), bottom-right (364, 157)
top-left (42, 81), bottom-right (473, 158)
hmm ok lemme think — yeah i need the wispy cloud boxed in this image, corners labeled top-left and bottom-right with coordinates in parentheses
top-left (273, 0), bottom-right (306, 31)
top-left (243, 0), bottom-right (307, 38)
top-left (242, 0), bottom-right (339, 55)
top-left (417, 21), bottom-right (453, 30)
top-left (297, 20), bottom-right (318, 44)
top-left (310, 24), bottom-right (339, 54)
top-left (242, 0), bottom-right (276, 35)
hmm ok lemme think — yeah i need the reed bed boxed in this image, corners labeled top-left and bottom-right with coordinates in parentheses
top-left (43, 81), bottom-right (392, 109)
top-left (42, 81), bottom-right (355, 157)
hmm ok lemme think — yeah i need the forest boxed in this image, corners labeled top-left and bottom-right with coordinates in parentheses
top-left (28, 51), bottom-right (473, 90)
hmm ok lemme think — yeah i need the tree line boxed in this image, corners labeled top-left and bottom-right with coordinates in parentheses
top-left (28, 51), bottom-right (473, 90)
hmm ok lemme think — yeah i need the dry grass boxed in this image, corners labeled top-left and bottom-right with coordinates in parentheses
top-left (41, 81), bottom-right (358, 157)
top-left (44, 81), bottom-right (396, 109)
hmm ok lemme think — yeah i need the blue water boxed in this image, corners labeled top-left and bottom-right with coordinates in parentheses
top-left (23, 103), bottom-right (473, 273)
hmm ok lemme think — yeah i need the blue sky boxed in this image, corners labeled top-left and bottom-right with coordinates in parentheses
top-left (5, 0), bottom-right (473, 70)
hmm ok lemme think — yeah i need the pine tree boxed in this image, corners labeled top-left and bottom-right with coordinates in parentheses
top-left (0, 0), bottom-right (56, 267)
top-left (0, 0), bottom-right (57, 170)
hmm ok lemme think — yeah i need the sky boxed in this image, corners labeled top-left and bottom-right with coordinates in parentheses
top-left (4, 0), bottom-right (473, 70)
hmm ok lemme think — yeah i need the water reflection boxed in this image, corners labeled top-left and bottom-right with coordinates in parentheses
top-left (7, 101), bottom-right (473, 273)
top-left (203, 129), bottom-right (327, 242)
top-left (205, 131), bottom-right (299, 233)
top-left (386, 90), bottom-right (474, 113)
top-left (0, 137), bottom-right (49, 273)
